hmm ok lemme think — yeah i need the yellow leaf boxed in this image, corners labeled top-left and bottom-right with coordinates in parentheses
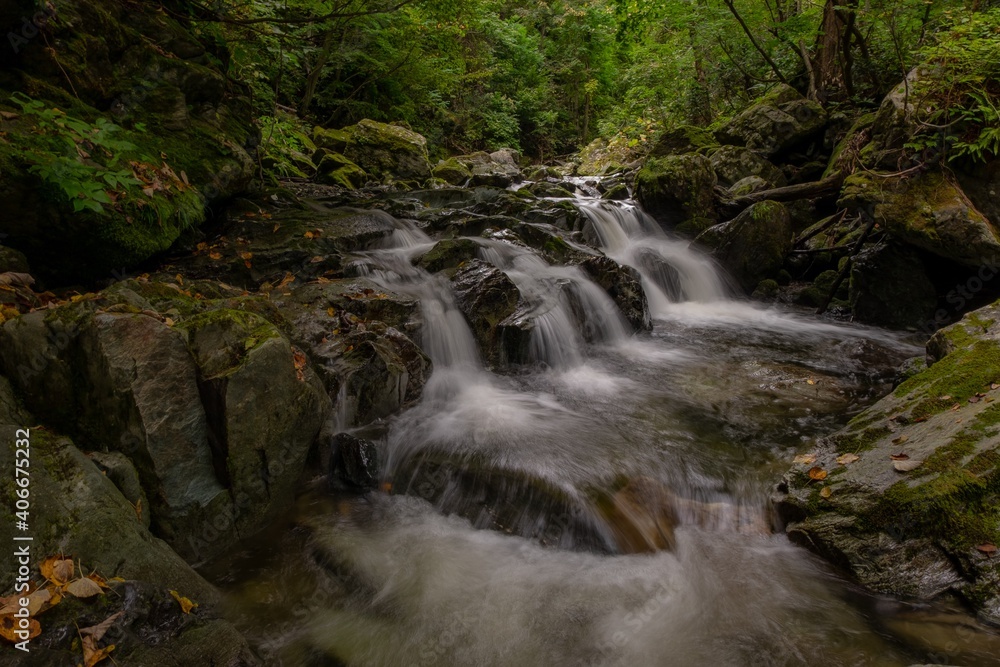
top-left (0, 614), bottom-right (40, 643)
top-left (836, 453), bottom-right (860, 465)
top-left (793, 454), bottom-right (815, 465)
top-left (82, 635), bottom-right (115, 667)
top-left (209, 251), bottom-right (223, 261)
top-left (819, 486), bottom-right (832, 499)
top-left (40, 556), bottom-right (74, 585)
top-left (808, 467), bottom-right (828, 481)
top-left (806, 378), bottom-right (816, 385)
top-left (892, 435), bottom-right (908, 445)
top-left (65, 577), bottom-right (103, 599)
top-left (170, 590), bottom-right (197, 614)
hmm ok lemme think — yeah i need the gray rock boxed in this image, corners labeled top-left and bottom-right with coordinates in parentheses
top-left (576, 255), bottom-right (650, 331)
top-left (634, 154), bottom-right (718, 234)
top-left (716, 85), bottom-right (827, 157)
top-left (710, 145), bottom-right (787, 188)
top-left (695, 201), bottom-right (792, 293)
top-left (849, 243), bottom-right (937, 329)
top-left (451, 259), bottom-right (521, 367)
top-left (328, 432), bottom-right (380, 490)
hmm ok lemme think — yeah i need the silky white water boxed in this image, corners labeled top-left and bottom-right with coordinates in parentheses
top-left (212, 191), bottom-right (1000, 667)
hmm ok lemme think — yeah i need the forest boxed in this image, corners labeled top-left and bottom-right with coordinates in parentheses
top-left (2, 0), bottom-right (1000, 665)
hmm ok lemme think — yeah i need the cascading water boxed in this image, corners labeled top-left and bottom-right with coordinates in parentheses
top-left (214, 184), bottom-right (1000, 667)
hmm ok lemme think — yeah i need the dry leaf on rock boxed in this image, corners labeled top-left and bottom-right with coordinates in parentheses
top-left (819, 487), bottom-right (832, 499)
top-left (80, 611), bottom-right (123, 642)
top-left (893, 459), bottom-right (922, 472)
top-left (807, 467), bottom-right (828, 481)
top-left (40, 556), bottom-right (74, 585)
top-left (169, 590), bottom-right (197, 614)
top-left (976, 543), bottom-right (997, 557)
top-left (0, 614), bottom-right (40, 643)
top-left (836, 453), bottom-right (860, 465)
top-left (82, 635), bottom-right (115, 667)
top-left (793, 454), bottom-right (816, 465)
top-left (890, 452), bottom-right (910, 461)
top-left (891, 435), bottom-right (908, 445)
top-left (65, 577), bottom-right (103, 599)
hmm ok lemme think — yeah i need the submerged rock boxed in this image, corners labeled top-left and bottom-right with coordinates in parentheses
top-left (775, 301), bottom-right (1000, 625)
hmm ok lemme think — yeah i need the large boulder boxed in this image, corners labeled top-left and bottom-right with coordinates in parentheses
top-left (839, 171), bottom-right (1000, 268)
top-left (849, 243), bottom-right (937, 329)
top-left (315, 151), bottom-right (368, 189)
top-left (180, 310), bottom-right (330, 539)
top-left (341, 119), bottom-right (432, 182)
top-left (695, 201), bottom-right (793, 293)
top-left (775, 301), bottom-right (1000, 625)
top-left (716, 84), bottom-right (827, 158)
top-left (447, 149), bottom-right (523, 187)
top-left (0, 0), bottom-right (256, 282)
top-left (634, 154), bottom-right (718, 234)
top-left (648, 125), bottom-right (717, 157)
top-left (431, 157), bottom-right (473, 185)
top-left (709, 145), bottom-right (787, 188)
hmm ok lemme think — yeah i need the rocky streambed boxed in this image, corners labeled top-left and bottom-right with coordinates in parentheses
top-left (1, 174), bottom-right (999, 666)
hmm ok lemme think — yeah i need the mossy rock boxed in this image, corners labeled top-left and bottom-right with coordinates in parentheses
top-left (313, 126), bottom-right (352, 153)
top-left (634, 154), bottom-right (717, 232)
top-left (709, 145), bottom-right (786, 188)
top-left (649, 125), bottom-right (718, 157)
top-left (715, 86), bottom-right (827, 158)
top-left (315, 151), bottom-right (368, 189)
top-left (432, 157), bottom-right (473, 185)
top-left (775, 300), bottom-right (1000, 622)
top-left (694, 201), bottom-right (792, 293)
top-left (839, 171), bottom-right (1000, 268)
top-left (416, 238), bottom-right (481, 274)
top-left (849, 242), bottom-right (936, 329)
top-left (342, 119), bottom-right (432, 182)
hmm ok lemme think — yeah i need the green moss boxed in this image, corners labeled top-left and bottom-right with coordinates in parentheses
top-left (894, 340), bottom-right (1000, 411)
top-left (830, 424), bottom-right (893, 453)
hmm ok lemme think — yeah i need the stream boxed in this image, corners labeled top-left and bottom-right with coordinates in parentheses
top-left (203, 185), bottom-right (1000, 666)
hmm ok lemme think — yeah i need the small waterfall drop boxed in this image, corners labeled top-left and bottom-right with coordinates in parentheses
top-left (578, 201), bottom-right (730, 316)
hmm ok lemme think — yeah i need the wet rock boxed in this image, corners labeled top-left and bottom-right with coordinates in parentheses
top-left (576, 138), bottom-right (626, 176)
top-left (20, 579), bottom-right (257, 667)
top-left (849, 243), bottom-right (937, 329)
top-left (328, 433), bottom-right (380, 490)
top-left (416, 238), bottom-right (481, 273)
top-left (634, 154), bottom-right (718, 233)
top-left (89, 450), bottom-right (152, 530)
top-left (525, 181), bottom-right (575, 198)
top-left (775, 301), bottom-right (1000, 623)
top-left (181, 309), bottom-right (330, 538)
top-left (0, 428), bottom-right (217, 602)
top-left (716, 84), bottom-right (827, 158)
top-left (277, 278), bottom-right (420, 332)
top-left (576, 255), bottom-right (650, 331)
top-left (839, 171), bottom-right (1000, 268)
top-left (342, 119), bottom-right (432, 182)
top-left (451, 259), bottom-right (521, 367)
top-left (170, 206), bottom-right (397, 288)
top-left (729, 175), bottom-right (770, 197)
top-left (709, 145), bottom-right (787, 188)
top-left (593, 476), bottom-right (678, 553)
top-left (601, 183), bottom-right (629, 201)
top-left (695, 201), bottom-right (792, 293)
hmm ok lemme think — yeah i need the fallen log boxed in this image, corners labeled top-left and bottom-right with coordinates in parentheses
top-left (718, 171), bottom-right (844, 218)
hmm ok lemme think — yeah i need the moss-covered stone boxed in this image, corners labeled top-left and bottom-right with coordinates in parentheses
top-left (432, 157), bottom-right (473, 185)
top-left (694, 200), bottom-right (792, 293)
top-left (709, 145), bottom-right (787, 187)
top-left (634, 154), bottom-right (717, 232)
top-left (776, 300), bottom-right (1000, 622)
top-left (715, 85), bottom-right (827, 158)
top-left (649, 125), bottom-right (718, 157)
top-left (342, 119), bottom-right (432, 182)
top-left (416, 238), bottom-right (481, 273)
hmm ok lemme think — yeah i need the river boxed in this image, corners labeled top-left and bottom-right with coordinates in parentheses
top-left (203, 186), bottom-right (1000, 666)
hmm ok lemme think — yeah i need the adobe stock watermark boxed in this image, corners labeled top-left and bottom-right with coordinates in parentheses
top-left (7, 3), bottom-right (56, 54)
top-left (917, 254), bottom-right (1000, 335)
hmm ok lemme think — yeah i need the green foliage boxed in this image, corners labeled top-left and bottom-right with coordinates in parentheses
top-left (258, 114), bottom-right (317, 178)
top-left (12, 93), bottom-right (142, 213)
top-left (909, 9), bottom-right (1000, 163)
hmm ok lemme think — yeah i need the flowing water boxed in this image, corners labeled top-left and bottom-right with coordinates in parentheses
top-left (206, 187), bottom-right (1000, 666)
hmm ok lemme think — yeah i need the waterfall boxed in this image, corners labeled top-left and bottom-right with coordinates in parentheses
top-left (577, 201), bottom-right (730, 316)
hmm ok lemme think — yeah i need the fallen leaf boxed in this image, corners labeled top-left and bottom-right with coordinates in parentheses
top-left (0, 614), bottom-right (40, 643)
top-left (969, 395), bottom-right (981, 404)
top-left (890, 452), bottom-right (910, 461)
top-left (836, 453), bottom-right (860, 465)
top-left (793, 454), bottom-right (816, 465)
top-left (169, 590), bottom-right (197, 614)
top-left (41, 556), bottom-right (74, 585)
top-left (304, 231), bottom-right (315, 239)
top-left (310, 256), bottom-right (323, 263)
top-left (951, 403), bottom-right (962, 411)
top-left (276, 272), bottom-right (295, 289)
top-left (893, 459), bottom-right (922, 472)
top-left (82, 635), bottom-right (115, 667)
top-left (327, 307), bottom-right (336, 318)
top-left (940, 395), bottom-right (952, 401)
top-left (209, 251), bottom-right (223, 261)
top-left (80, 611), bottom-right (123, 641)
top-left (808, 466), bottom-right (828, 481)
top-left (806, 378), bottom-right (816, 385)
top-left (992, 383), bottom-right (1000, 391)
top-left (273, 223), bottom-right (280, 233)
top-left (65, 577), bottom-right (103, 599)
top-left (164, 317), bottom-right (175, 327)
top-left (819, 486), bottom-right (832, 499)
top-left (892, 435), bottom-right (909, 445)
top-left (976, 543), bottom-right (997, 556)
